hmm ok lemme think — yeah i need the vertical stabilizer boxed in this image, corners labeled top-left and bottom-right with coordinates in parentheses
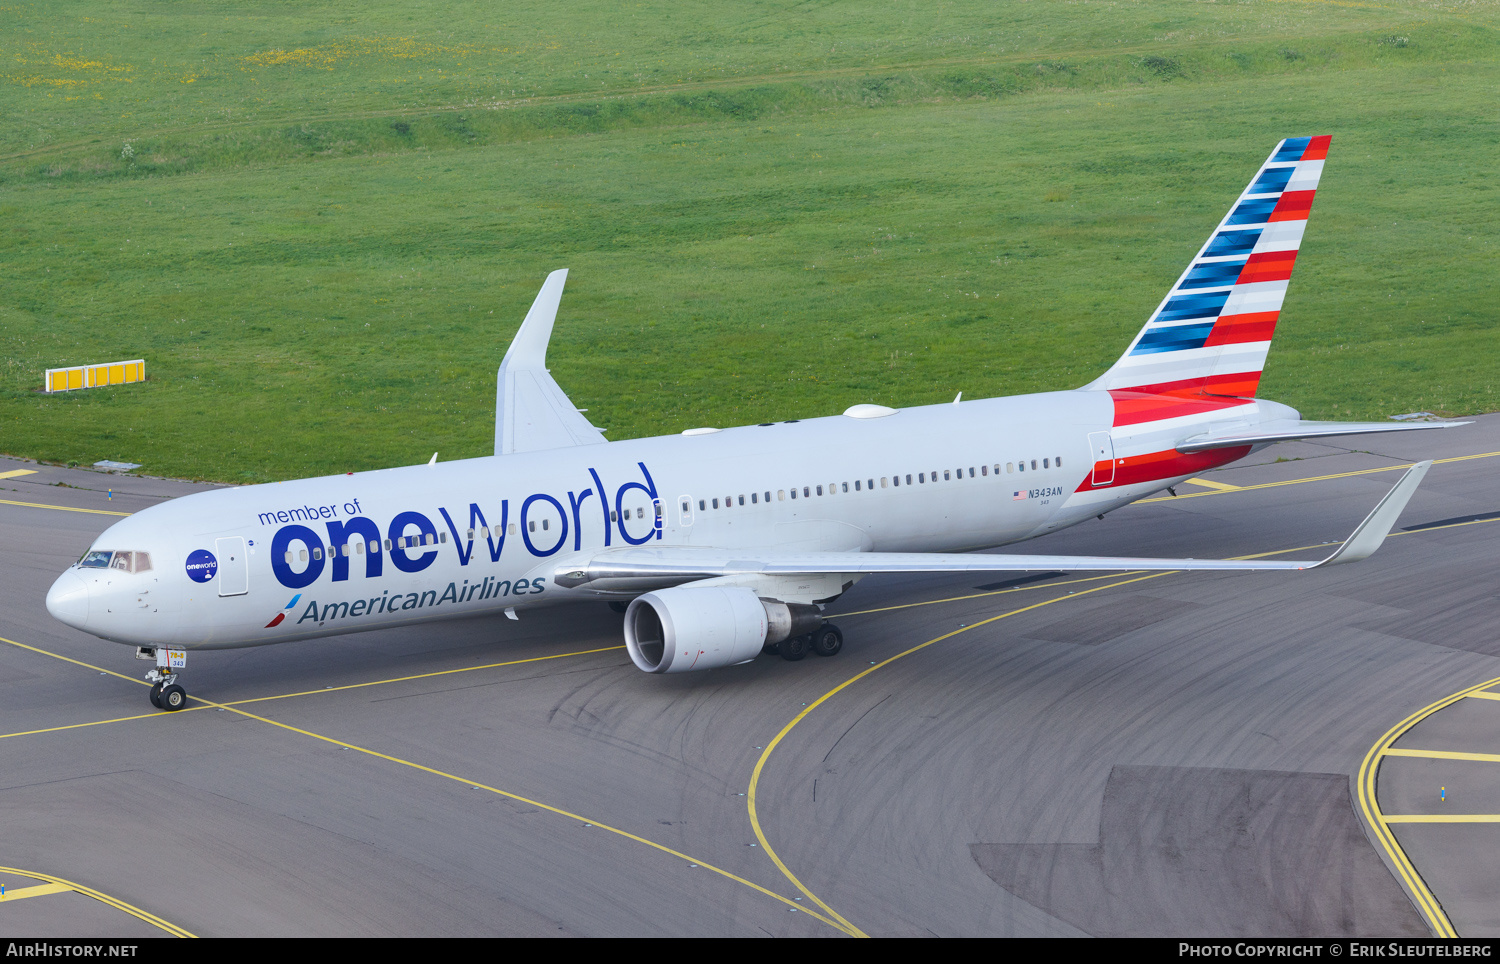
top-left (1084, 136), bottom-right (1331, 398)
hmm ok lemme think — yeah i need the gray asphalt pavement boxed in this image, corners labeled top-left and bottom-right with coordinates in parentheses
top-left (0, 418), bottom-right (1495, 936)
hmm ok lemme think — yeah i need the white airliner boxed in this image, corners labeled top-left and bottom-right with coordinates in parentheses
top-left (48, 136), bottom-right (1461, 711)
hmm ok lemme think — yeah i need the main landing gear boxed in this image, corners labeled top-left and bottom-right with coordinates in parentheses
top-left (140, 647), bottom-right (189, 711)
top-left (767, 623), bottom-right (844, 662)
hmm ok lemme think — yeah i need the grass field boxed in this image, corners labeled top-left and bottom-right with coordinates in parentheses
top-left (2, 1), bottom-right (1497, 481)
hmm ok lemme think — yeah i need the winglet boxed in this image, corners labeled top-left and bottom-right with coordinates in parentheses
top-left (495, 270), bottom-right (608, 456)
top-left (1314, 461), bottom-right (1431, 567)
top-left (503, 269), bottom-right (569, 373)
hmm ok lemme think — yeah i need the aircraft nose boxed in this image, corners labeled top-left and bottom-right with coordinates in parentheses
top-left (46, 569), bottom-right (90, 629)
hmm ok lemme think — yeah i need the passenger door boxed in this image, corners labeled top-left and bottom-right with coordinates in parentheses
top-left (215, 537), bottom-right (248, 596)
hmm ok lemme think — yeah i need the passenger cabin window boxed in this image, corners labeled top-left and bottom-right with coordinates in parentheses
top-left (1044, 458), bottom-right (1050, 469)
top-left (1056, 456), bottom-right (1063, 467)
top-left (881, 477), bottom-right (888, 488)
top-left (943, 470), bottom-right (950, 481)
top-left (817, 485), bottom-right (823, 496)
top-left (1031, 460), bottom-right (1038, 471)
top-left (803, 487), bottom-right (810, 498)
top-left (699, 499), bottom-right (706, 510)
top-left (981, 465), bottom-right (988, 476)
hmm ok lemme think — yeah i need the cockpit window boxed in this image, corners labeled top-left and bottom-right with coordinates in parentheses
top-left (82, 550), bottom-right (151, 572)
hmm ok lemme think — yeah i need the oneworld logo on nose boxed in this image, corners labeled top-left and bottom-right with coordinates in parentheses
top-left (185, 549), bottom-right (218, 583)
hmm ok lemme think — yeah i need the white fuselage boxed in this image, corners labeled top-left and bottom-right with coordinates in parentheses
top-left (49, 388), bottom-right (1285, 650)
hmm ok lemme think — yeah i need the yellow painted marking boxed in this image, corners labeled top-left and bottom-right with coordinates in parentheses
top-left (0, 635), bottom-right (145, 684)
top-left (0, 637), bottom-right (839, 935)
top-left (201, 697), bottom-right (849, 934)
top-left (836, 571), bottom-right (1134, 617)
top-left (1185, 476), bottom-right (1240, 491)
top-left (220, 647), bottom-right (627, 706)
top-left (1384, 748), bottom-right (1500, 764)
top-left (1141, 450), bottom-right (1500, 504)
top-left (0, 469), bottom-right (37, 480)
top-left (0, 866), bottom-right (193, 937)
top-left (0, 497), bottom-right (130, 517)
top-left (748, 571), bottom-right (1173, 939)
top-left (0, 641), bottom-right (629, 739)
top-left (1465, 691), bottom-right (1500, 702)
top-left (1356, 676), bottom-right (1500, 938)
top-left (1383, 814), bottom-right (1500, 824)
top-left (0, 881), bottom-right (71, 899)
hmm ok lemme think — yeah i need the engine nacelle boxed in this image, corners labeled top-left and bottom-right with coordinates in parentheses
top-left (624, 586), bottom-right (819, 673)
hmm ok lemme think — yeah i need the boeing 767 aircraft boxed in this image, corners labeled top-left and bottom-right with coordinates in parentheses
top-left (47, 136), bottom-right (1460, 710)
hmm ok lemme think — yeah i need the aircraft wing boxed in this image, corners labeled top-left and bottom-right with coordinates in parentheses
top-left (1177, 419), bottom-right (1468, 454)
top-left (555, 461), bottom-right (1431, 592)
top-left (496, 269), bottom-right (610, 455)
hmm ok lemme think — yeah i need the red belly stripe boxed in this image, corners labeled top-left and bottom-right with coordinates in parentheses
top-left (1074, 445), bottom-right (1252, 492)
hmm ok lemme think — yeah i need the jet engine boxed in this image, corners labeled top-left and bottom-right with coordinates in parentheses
top-left (623, 586), bottom-right (821, 673)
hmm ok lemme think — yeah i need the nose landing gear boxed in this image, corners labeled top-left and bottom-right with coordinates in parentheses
top-left (140, 647), bottom-right (189, 711)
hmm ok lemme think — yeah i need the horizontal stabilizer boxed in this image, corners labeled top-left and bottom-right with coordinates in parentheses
top-left (1177, 418), bottom-right (1468, 454)
top-left (554, 462), bottom-right (1430, 590)
top-left (496, 269), bottom-right (609, 456)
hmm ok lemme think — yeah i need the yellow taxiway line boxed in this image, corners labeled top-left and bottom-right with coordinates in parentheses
top-left (1141, 450), bottom-right (1500, 504)
top-left (0, 634), bottom-right (845, 935)
top-left (747, 570), bottom-right (1175, 938)
top-left (0, 866), bottom-right (195, 937)
top-left (0, 497), bottom-right (130, 517)
top-left (1, 881), bottom-right (71, 900)
top-left (0, 469), bottom-right (38, 480)
top-left (1184, 476), bottom-right (1241, 491)
top-left (1382, 815), bottom-right (1500, 824)
top-left (1356, 675), bottom-right (1500, 938)
top-left (1383, 747), bottom-right (1500, 764)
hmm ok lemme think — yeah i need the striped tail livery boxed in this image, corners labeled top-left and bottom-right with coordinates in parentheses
top-left (1072, 136), bottom-right (1464, 497)
top-left (1087, 135), bottom-right (1329, 399)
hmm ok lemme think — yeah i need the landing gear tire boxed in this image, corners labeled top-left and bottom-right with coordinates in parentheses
top-left (159, 684), bottom-right (187, 711)
top-left (149, 682), bottom-right (164, 709)
top-left (811, 624), bottom-right (843, 658)
top-left (780, 634), bottom-right (809, 662)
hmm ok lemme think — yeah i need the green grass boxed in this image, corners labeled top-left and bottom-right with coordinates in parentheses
top-left (2, 1), bottom-right (1497, 481)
